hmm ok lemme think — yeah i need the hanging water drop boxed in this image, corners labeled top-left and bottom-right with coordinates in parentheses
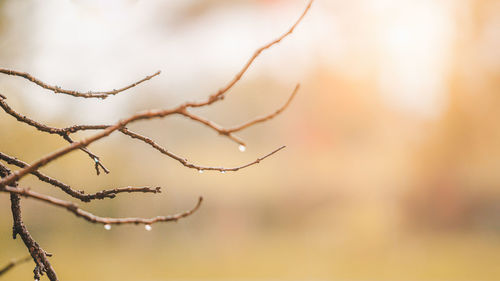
top-left (238, 145), bottom-right (246, 152)
top-left (198, 169), bottom-right (204, 174)
top-left (145, 225), bottom-right (152, 231)
top-left (220, 170), bottom-right (226, 174)
top-left (104, 224), bottom-right (111, 230)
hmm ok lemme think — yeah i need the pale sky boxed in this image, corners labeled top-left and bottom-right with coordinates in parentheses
top-left (1, 0), bottom-right (457, 121)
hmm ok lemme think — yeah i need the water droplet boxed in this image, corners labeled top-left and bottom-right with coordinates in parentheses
top-left (198, 169), bottom-right (204, 174)
top-left (220, 170), bottom-right (226, 174)
top-left (94, 157), bottom-right (99, 163)
top-left (238, 145), bottom-right (246, 152)
top-left (104, 224), bottom-right (111, 230)
top-left (145, 225), bottom-right (152, 231)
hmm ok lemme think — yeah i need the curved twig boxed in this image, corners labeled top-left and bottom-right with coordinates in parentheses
top-left (0, 68), bottom-right (161, 99)
top-left (120, 128), bottom-right (285, 172)
top-left (0, 95), bottom-right (288, 184)
top-left (1, 185), bottom-right (203, 226)
top-left (226, 84), bottom-right (300, 134)
top-left (0, 1), bottom-right (314, 280)
top-left (0, 151), bottom-right (160, 202)
top-left (0, 95), bottom-right (110, 174)
top-left (185, 0), bottom-right (313, 108)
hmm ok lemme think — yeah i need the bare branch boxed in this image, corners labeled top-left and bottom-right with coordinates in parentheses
top-left (0, 0), bottom-right (313, 187)
top-left (178, 84), bottom-right (300, 145)
top-left (0, 151), bottom-right (160, 202)
top-left (1, 185), bottom-right (203, 226)
top-left (0, 99), bottom-right (291, 186)
top-left (0, 95), bottom-right (69, 135)
top-left (0, 1), bottom-right (313, 279)
top-left (0, 68), bottom-right (161, 99)
top-left (1, 163), bottom-right (58, 280)
top-left (10, 193), bottom-right (58, 281)
top-left (0, 94), bottom-right (268, 186)
top-left (0, 95), bottom-right (110, 174)
top-left (184, 0), bottom-right (313, 108)
top-left (226, 84), bottom-right (300, 134)
top-left (175, 108), bottom-right (246, 145)
top-left (62, 134), bottom-right (109, 175)
top-left (121, 128), bottom-right (285, 172)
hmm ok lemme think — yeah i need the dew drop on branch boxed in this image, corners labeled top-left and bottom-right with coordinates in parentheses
top-left (238, 145), bottom-right (246, 152)
top-left (145, 225), bottom-right (152, 231)
top-left (104, 224), bottom-right (111, 230)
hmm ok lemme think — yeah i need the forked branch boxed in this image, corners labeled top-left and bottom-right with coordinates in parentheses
top-left (0, 151), bottom-right (161, 201)
top-left (0, 93), bottom-right (288, 172)
top-left (0, 1), bottom-right (313, 280)
top-left (0, 95), bottom-right (109, 174)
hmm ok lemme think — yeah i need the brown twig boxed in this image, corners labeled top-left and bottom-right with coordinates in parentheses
top-left (10, 193), bottom-right (58, 281)
top-left (0, 103), bottom-right (290, 186)
top-left (62, 134), bottom-right (109, 175)
top-left (0, 151), bottom-right (160, 202)
top-left (0, 91), bottom-right (285, 163)
top-left (0, 96), bottom-right (108, 135)
top-left (0, 95), bottom-right (110, 175)
top-left (0, 1), bottom-right (314, 280)
top-left (1, 185), bottom-right (203, 226)
top-left (178, 84), bottom-right (300, 144)
top-left (121, 128), bottom-right (285, 172)
top-left (0, 68), bottom-right (161, 99)
top-left (184, 0), bottom-right (312, 108)
top-left (0, 94), bottom-right (288, 185)
top-left (0, 163), bottom-right (58, 280)
top-left (176, 108), bottom-right (246, 145)
top-left (225, 84), bottom-right (300, 134)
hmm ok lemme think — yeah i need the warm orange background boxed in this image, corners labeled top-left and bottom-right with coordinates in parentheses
top-left (1, 0), bottom-right (499, 280)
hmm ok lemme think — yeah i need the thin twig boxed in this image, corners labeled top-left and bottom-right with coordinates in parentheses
top-left (226, 84), bottom-right (300, 134)
top-left (0, 1), bottom-right (314, 280)
top-left (0, 95), bottom-right (110, 174)
top-left (0, 151), bottom-right (160, 202)
top-left (185, 0), bottom-right (313, 108)
top-left (1, 185), bottom-right (203, 226)
top-left (0, 96), bottom-right (288, 186)
top-left (0, 68), bottom-right (161, 99)
top-left (0, 105), bottom-right (291, 186)
top-left (121, 128), bottom-right (285, 172)
top-left (178, 84), bottom-right (299, 145)
top-left (62, 134), bottom-right (109, 174)
top-left (175, 108), bottom-right (246, 145)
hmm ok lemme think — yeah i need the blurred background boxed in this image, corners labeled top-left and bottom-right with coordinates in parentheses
top-left (1, 0), bottom-right (499, 280)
